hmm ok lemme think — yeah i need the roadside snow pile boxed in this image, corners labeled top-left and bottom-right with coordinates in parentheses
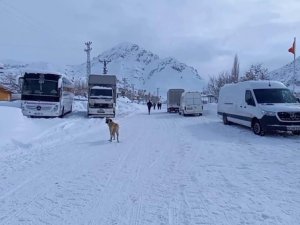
top-left (116, 96), bottom-right (145, 117)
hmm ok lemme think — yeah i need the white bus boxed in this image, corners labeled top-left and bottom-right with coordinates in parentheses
top-left (19, 71), bottom-right (74, 117)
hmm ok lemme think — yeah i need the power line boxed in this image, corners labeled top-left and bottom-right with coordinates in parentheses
top-left (99, 59), bottom-right (111, 74)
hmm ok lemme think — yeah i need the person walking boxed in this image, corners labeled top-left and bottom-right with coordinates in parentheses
top-left (153, 102), bottom-right (156, 110)
top-left (157, 101), bottom-right (162, 110)
top-left (147, 100), bottom-right (153, 115)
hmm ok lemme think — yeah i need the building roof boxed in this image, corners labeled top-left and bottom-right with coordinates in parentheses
top-left (0, 84), bottom-right (13, 93)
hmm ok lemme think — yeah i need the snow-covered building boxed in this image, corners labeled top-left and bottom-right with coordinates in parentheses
top-left (0, 84), bottom-right (13, 101)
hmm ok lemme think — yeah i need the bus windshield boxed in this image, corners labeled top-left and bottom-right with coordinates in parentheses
top-left (21, 77), bottom-right (60, 102)
top-left (22, 78), bottom-right (59, 96)
top-left (253, 88), bottom-right (297, 104)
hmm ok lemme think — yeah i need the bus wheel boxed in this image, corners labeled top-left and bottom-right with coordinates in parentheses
top-left (59, 107), bottom-right (64, 118)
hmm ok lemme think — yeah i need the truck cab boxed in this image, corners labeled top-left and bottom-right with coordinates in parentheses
top-left (87, 74), bottom-right (117, 118)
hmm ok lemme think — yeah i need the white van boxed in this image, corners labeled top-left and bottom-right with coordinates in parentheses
top-left (179, 91), bottom-right (203, 116)
top-left (218, 80), bottom-right (300, 135)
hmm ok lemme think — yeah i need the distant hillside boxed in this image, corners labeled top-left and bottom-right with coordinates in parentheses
top-left (268, 57), bottom-right (300, 87)
top-left (66, 42), bottom-right (204, 97)
top-left (0, 42), bottom-right (204, 98)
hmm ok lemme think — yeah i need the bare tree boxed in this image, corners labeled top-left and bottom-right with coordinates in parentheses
top-left (207, 71), bottom-right (232, 98)
top-left (231, 54), bottom-right (239, 82)
top-left (240, 63), bottom-right (269, 81)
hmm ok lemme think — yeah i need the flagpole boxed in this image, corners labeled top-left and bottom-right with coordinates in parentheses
top-left (293, 37), bottom-right (296, 93)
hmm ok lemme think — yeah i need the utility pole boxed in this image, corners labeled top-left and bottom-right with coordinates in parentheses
top-left (131, 84), bottom-right (135, 102)
top-left (84, 41), bottom-right (92, 81)
top-left (99, 59), bottom-right (111, 74)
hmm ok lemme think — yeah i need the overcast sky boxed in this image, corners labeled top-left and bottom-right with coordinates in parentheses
top-left (1, 0), bottom-right (300, 80)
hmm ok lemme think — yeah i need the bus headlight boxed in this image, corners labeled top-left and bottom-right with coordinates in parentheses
top-left (262, 110), bottom-right (276, 116)
top-left (52, 105), bottom-right (59, 111)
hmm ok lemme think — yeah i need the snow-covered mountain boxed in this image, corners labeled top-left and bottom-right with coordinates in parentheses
top-left (0, 43), bottom-right (204, 97)
top-left (268, 56), bottom-right (300, 87)
top-left (67, 42), bottom-right (204, 96)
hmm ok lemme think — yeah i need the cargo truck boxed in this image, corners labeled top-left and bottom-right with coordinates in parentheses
top-left (87, 74), bottom-right (117, 117)
top-left (167, 88), bottom-right (185, 112)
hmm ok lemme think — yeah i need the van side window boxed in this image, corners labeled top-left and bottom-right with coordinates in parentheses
top-left (245, 90), bottom-right (255, 106)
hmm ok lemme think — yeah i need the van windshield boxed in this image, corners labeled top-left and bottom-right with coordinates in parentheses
top-left (253, 88), bottom-right (297, 104)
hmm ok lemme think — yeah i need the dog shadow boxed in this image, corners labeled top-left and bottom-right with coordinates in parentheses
top-left (77, 140), bottom-right (116, 146)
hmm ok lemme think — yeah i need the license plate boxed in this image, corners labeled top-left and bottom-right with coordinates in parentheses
top-left (97, 109), bottom-right (105, 113)
top-left (288, 126), bottom-right (300, 131)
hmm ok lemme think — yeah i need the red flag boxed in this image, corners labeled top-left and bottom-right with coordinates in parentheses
top-left (288, 39), bottom-right (295, 54)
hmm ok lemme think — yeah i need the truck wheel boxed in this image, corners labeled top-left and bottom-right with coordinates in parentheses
top-left (252, 119), bottom-right (264, 136)
top-left (223, 114), bottom-right (230, 125)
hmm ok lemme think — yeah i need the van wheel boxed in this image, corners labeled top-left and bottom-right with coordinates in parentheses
top-left (223, 114), bottom-right (230, 125)
top-left (252, 119), bottom-right (264, 136)
top-left (292, 131), bottom-right (300, 135)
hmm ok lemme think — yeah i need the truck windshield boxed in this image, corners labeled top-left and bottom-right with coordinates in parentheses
top-left (90, 89), bottom-right (112, 97)
top-left (253, 88), bottom-right (297, 104)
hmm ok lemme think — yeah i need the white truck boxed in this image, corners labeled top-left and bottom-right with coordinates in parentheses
top-left (217, 80), bottom-right (300, 135)
top-left (167, 88), bottom-right (184, 112)
top-left (179, 91), bottom-right (203, 116)
top-left (87, 74), bottom-right (117, 117)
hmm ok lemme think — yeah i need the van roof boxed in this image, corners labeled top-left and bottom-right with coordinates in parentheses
top-left (224, 80), bottom-right (286, 89)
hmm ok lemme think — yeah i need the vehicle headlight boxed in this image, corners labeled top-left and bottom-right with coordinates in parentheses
top-left (52, 105), bottom-right (58, 111)
top-left (262, 110), bottom-right (276, 116)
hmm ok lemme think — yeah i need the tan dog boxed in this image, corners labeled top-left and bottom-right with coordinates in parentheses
top-left (105, 118), bottom-right (119, 142)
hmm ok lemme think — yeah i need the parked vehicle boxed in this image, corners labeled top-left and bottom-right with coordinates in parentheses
top-left (218, 80), bottom-right (300, 135)
top-left (87, 74), bottom-right (117, 117)
top-left (179, 91), bottom-right (203, 116)
top-left (19, 71), bottom-right (74, 117)
top-left (167, 89), bottom-right (184, 112)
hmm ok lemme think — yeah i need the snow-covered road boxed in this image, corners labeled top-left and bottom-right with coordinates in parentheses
top-left (0, 99), bottom-right (300, 225)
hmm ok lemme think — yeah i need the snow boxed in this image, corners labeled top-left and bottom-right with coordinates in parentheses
top-left (0, 98), bottom-right (300, 224)
top-left (91, 86), bottom-right (113, 90)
